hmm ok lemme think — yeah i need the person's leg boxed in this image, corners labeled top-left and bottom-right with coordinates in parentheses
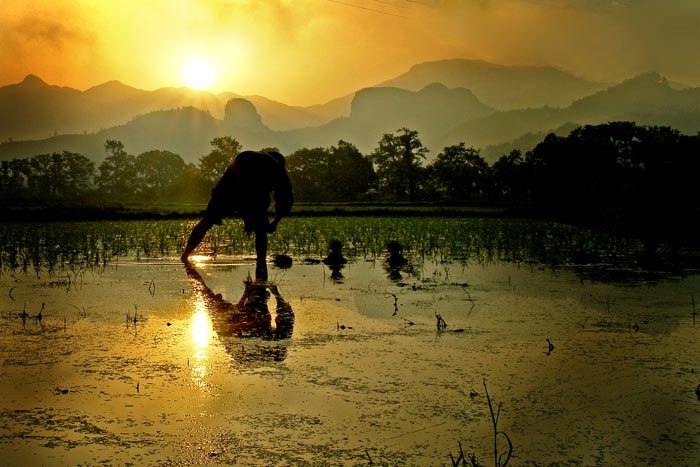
top-left (255, 229), bottom-right (268, 281)
top-left (181, 218), bottom-right (214, 262)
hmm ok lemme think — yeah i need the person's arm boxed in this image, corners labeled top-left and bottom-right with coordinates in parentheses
top-left (269, 173), bottom-right (293, 233)
top-left (181, 218), bottom-right (214, 262)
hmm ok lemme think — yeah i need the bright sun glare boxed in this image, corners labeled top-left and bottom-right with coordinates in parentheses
top-left (181, 58), bottom-right (216, 90)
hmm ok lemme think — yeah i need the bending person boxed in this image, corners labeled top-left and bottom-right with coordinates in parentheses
top-left (181, 150), bottom-right (293, 272)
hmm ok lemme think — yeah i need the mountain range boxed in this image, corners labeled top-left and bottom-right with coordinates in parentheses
top-left (0, 74), bottom-right (351, 142)
top-left (379, 59), bottom-right (608, 110)
top-left (1, 59), bottom-right (699, 165)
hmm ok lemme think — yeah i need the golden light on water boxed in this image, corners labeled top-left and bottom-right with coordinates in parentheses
top-left (190, 296), bottom-right (212, 388)
top-left (192, 307), bottom-right (211, 349)
top-left (190, 255), bottom-right (211, 268)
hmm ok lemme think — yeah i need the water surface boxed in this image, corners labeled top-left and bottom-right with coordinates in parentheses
top-left (1, 252), bottom-right (699, 465)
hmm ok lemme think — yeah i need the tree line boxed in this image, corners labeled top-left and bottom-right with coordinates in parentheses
top-left (2, 122), bottom-right (699, 212)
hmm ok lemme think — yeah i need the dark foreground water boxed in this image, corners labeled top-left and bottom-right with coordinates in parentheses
top-left (1, 251), bottom-right (699, 465)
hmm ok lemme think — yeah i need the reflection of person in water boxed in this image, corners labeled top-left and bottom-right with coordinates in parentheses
top-left (184, 262), bottom-right (294, 363)
top-left (180, 151), bottom-right (293, 279)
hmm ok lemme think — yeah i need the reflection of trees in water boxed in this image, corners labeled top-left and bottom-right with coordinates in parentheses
top-left (185, 263), bottom-right (293, 364)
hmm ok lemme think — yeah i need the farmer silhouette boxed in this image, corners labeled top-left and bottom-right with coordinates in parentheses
top-left (181, 150), bottom-right (293, 275)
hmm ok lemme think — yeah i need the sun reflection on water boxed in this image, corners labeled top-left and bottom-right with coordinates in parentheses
top-left (190, 296), bottom-right (212, 389)
top-left (190, 255), bottom-right (211, 267)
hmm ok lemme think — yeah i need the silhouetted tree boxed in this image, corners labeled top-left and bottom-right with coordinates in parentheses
top-left (525, 122), bottom-right (650, 206)
top-left (25, 152), bottom-right (95, 199)
top-left (161, 163), bottom-right (210, 203)
top-left (287, 141), bottom-right (375, 202)
top-left (199, 136), bottom-right (242, 187)
top-left (371, 128), bottom-right (427, 200)
top-left (96, 140), bottom-right (138, 201)
top-left (426, 143), bottom-right (490, 200)
top-left (27, 154), bottom-right (58, 196)
top-left (0, 158), bottom-right (30, 198)
top-left (514, 122), bottom-right (700, 249)
top-left (135, 150), bottom-right (186, 199)
top-left (61, 152), bottom-right (96, 197)
top-left (287, 147), bottom-right (331, 202)
top-left (327, 141), bottom-right (376, 201)
top-left (492, 150), bottom-right (525, 202)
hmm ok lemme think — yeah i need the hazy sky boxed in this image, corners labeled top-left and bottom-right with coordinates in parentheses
top-left (2, 0), bottom-right (700, 105)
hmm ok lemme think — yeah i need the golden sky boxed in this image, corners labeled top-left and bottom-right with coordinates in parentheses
top-left (2, 0), bottom-right (700, 105)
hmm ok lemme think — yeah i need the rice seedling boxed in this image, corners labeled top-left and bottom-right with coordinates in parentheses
top-left (436, 313), bottom-right (448, 330)
top-left (70, 304), bottom-right (87, 318)
top-left (546, 338), bottom-right (554, 355)
top-left (35, 302), bottom-right (44, 325)
top-left (484, 379), bottom-right (513, 467)
top-left (450, 380), bottom-right (512, 466)
top-left (389, 293), bottom-right (399, 315)
top-left (450, 441), bottom-right (480, 466)
top-left (0, 217), bottom-right (649, 274)
top-left (20, 303), bottom-right (28, 328)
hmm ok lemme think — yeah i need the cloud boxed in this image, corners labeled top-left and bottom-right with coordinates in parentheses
top-left (14, 15), bottom-right (93, 50)
top-left (0, 2), bottom-right (97, 86)
top-left (1, 2), bottom-right (94, 52)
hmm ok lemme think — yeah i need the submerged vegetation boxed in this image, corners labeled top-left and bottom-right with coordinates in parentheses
top-left (0, 216), bottom-right (651, 273)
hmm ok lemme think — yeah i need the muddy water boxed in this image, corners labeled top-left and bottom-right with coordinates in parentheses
top-left (1, 256), bottom-right (699, 466)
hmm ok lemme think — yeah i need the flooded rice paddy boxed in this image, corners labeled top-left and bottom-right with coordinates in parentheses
top-left (1, 217), bottom-right (699, 465)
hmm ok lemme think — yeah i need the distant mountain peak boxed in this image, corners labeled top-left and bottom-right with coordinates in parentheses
top-left (101, 80), bottom-right (127, 87)
top-left (381, 58), bottom-right (608, 110)
top-left (224, 98), bottom-right (264, 129)
top-left (419, 82), bottom-right (449, 92)
top-left (85, 79), bottom-right (141, 93)
top-left (21, 74), bottom-right (48, 87)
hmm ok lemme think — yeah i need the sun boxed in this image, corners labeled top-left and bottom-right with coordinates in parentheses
top-left (180, 58), bottom-right (217, 90)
